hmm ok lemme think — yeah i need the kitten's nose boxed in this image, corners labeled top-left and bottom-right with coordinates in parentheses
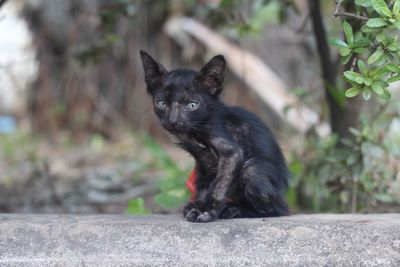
top-left (169, 115), bottom-right (178, 125)
top-left (168, 109), bottom-right (179, 125)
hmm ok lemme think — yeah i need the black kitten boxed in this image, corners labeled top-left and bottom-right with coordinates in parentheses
top-left (140, 50), bottom-right (289, 223)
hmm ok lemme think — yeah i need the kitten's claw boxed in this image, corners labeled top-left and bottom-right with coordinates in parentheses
top-left (196, 211), bottom-right (215, 223)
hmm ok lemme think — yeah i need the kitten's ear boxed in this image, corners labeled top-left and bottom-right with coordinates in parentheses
top-left (198, 55), bottom-right (226, 96)
top-left (140, 50), bottom-right (168, 94)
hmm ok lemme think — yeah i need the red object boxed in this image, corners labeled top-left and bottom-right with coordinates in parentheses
top-left (186, 169), bottom-right (197, 203)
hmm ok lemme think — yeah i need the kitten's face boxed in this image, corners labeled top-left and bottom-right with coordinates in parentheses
top-left (151, 71), bottom-right (212, 134)
top-left (140, 51), bottom-right (226, 135)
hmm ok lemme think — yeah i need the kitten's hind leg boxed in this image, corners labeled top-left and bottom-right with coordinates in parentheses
top-left (219, 205), bottom-right (242, 219)
top-left (219, 203), bottom-right (264, 219)
top-left (242, 165), bottom-right (289, 217)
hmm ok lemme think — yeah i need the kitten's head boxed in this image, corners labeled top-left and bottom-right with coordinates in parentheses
top-left (140, 50), bottom-right (226, 134)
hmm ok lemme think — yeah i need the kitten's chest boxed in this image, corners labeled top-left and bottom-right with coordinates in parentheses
top-left (190, 136), bottom-right (214, 154)
top-left (180, 134), bottom-right (217, 157)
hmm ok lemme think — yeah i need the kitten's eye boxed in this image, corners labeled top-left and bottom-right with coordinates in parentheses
top-left (186, 102), bottom-right (199, 111)
top-left (156, 100), bottom-right (166, 109)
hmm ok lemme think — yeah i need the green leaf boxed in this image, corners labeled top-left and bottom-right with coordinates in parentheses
top-left (329, 38), bottom-right (348, 48)
top-left (357, 60), bottom-right (368, 75)
top-left (387, 43), bottom-right (399, 52)
top-left (361, 25), bottom-right (374, 33)
top-left (366, 18), bottom-right (388, 27)
top-left (345, 87), bottom-right (361, 97)
top-left (362, 143), bottom-right (385, 158)
top-left (340, 138), bottom-right (354, 147)
top-left (377, 80), bottom-right (389, 87)
top-left (371, 0), bottom-right (393, 17)
top-left (155, 189), bottom-right (189, 209)
top-left (156, 176), bottom-right (185, 191)
top-left (355, 0), bottom-right (373, 7)
top-left (394, 21), bottom-right (400, 29)
top-left (367, 48), bottom-right (384, 64)
top-left (394, 0), bottom-right (400, 15)
top-left (339, 47), bottom-right (351, 56)
top-left (289, 160), bottom-right (304, 178)
top-left (388, 74), bottom-right (400, 82)
top-left (373, 193), bottom-right (393, 203)
top-left (386, 63), bottom-right (400, 73)
top-left (143, 136), bottom-right (177, 170)
top-left (376, 54), bottom-right (389, 66)
top-left (353, 38), bottom-right (371, 47)
top-left (380, 88), bottom-right (391, 99)
top-left (375, 33), bottom-right (386, 42)
top-left (219, 0), bottom-right (237, 8)
top-left (346, 153), bottom-right (359, 165)
top-left (344, 71), bottom-right (365, 84)
top-left (371, 66), bottom-right (389, 79)
top-left (362, 89), bottom-right (372, 100)
top-left (249, 1), bottom-right (281, 27)
top-left (341, 54), bottom-right (352, 64)
top-left (349, 127), bottom-right (361, 136)
top-left (285, 187), bottom-right (297, 208)
top-left (125, 198), bottom-right (151, 215)
top-left (364, 77), bottom-right (373, 86)
top-left (343, 21), bottom-right (354, 45)
top-left (353, 47), bottom-right (369, 54)
top-left (371, 81), bottom-right (384, 95)
top-left (354, 31), bottom-right (363, 42)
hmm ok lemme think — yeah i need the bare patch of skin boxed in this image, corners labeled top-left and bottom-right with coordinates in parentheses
top-left (209, 137), bottom-right (243, 202)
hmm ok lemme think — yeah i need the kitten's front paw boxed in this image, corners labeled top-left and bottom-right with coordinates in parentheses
top-left (183, 202), bottom-right (195, 217)
top-left (196, 211), bottom-right (215, 223)
top-left (185, 208), bottom-right (201, 222)
top-left (185, 208), bottom-right (216, 223)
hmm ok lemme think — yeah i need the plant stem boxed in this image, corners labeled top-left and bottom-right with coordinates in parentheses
top-left (351, 180), bottom-right (358, 213)
top-left (334, 0), bottom-right (368, 21)
top-left (334, 12), bottom-right (369, 21)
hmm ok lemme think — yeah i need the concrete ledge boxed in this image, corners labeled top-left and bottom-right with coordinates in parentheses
top-left (1, 214), bottom-right (400, 266)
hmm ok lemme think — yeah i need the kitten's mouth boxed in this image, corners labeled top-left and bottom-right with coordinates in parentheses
top-left (170, 127), bottom-right (187, 134)
top-left (164, 123), bottom-right (187, 134)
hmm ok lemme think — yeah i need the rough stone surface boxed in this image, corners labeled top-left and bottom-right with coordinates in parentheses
top-left (0, 213), bottom-right (399, 266)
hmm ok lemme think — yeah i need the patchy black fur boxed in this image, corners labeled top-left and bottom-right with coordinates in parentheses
top-left (140, 50), bottom-right (289, 222)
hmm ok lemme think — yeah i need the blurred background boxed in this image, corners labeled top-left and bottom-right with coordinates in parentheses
top-left (0, 0), bottom-right (399, 215)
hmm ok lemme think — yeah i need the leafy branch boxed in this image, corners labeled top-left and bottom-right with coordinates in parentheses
top-left (334, 11), bottom-right (369, 21)
top-left (334, 0), bottom-right (369, 21)
top-left (330, 0), bottom-right (400, 100)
